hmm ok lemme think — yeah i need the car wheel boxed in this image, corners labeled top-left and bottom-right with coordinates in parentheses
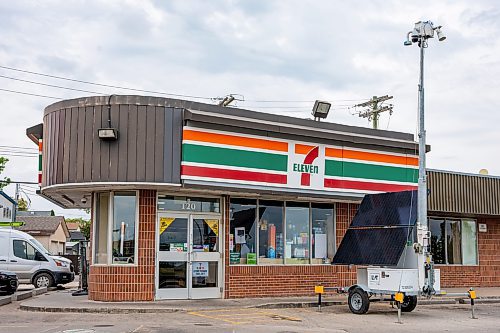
top-left (34, 272), bottom-right (54, 288)
top-left (400, 295), bottom-right (418, 312)
top-left (348, 287), bottom-right (370, 314)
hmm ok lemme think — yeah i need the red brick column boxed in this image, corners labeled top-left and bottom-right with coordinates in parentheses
top-left (89, 189), bottom-right (156, 301)
top-left (334, 202), bottom-right (359, 288)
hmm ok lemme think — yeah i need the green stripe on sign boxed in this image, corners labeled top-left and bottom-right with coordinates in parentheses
top-left (325, 160), bottom-right (418, 183)
top-left (325, 160), bottom-right (343, 177)
top-left (182, 143), bottom-right (288, 172)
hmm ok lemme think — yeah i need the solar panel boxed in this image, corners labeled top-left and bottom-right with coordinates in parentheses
top-left (332, 228), bottom-right (412, 266)
top-left (332, 190), bottom-right (417, 266)
top-left (350, 190), bottom-right (417, 228)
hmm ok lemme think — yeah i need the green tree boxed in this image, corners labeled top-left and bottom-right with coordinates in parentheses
top-left (0, 157), bottom-right (10, 190)
top-left (17, 198), bottom-right (28, 211)
top-left (66, 217), bottom-right (91, 240)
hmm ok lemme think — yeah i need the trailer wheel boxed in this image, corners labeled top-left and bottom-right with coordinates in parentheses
top-left (400, 295), bottom-right (418, 312)
top-left (348, 287), bottom-right (370, 314)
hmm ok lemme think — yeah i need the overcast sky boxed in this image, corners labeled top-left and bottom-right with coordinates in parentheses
top-left (0, 0), bottom-right (499, 218)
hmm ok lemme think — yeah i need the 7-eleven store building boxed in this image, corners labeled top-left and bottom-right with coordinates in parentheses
top-left (27, 95), bottom-right (420, 301)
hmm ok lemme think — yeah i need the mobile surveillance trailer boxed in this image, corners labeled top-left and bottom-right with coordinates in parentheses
top-left (332, 190), bottom-right (439, 314)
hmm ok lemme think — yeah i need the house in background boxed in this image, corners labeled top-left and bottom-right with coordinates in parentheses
top-left (16, 216), bottom-right (70, 255)
top-left (16, 210), bottom-right (53, 217)
top-left (0, 191), bottom-right (17, 223)
top-left (66, 222), bottom-right (87, 255)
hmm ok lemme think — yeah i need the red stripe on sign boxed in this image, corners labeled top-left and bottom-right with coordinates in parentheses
top-left (324, 178), bottom-right (417, 192)
top-left (182, 165), bottom-right (287, 184)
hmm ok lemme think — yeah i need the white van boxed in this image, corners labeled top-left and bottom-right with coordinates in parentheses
top-left (0, 228), bottom-right (74, 288)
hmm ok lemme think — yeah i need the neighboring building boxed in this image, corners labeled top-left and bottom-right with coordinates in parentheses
top-left (25, 95), bottom-right (499, 302)
top-left (0, 191), bottom-right (16, 223)
top-left (16, 216), bottom-right (70, 255)
top-left (66, 229), bottom-right (86, 255)
top-left (427, 169), bottom-right (500, 288)
top-left (16, 210), bottom-right (53, 217)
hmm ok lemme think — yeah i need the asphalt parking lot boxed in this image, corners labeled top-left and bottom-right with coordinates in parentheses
top-left (1, 300), bottom-right (500, 333)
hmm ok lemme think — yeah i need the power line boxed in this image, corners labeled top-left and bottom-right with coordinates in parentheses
top-left (0, 65), bottom-right (368, 104)
top-left (0, 74), bottom-right (106, 96)
top-left (0, 145), bottom-right (38, 151)
top-left (0, 180), bottom-right (38, 184)
top-left (0, 153), bottom-right (38, 158)
top-left (0, 87), bottom-right (61, 99)
top-left (0, 64), bottom-right (214, 101)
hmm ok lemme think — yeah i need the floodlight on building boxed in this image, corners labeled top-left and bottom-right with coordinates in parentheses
top-left (312, 100), bottom-right (331, 120)
top-left (98, 128), bottom-right (119, 141)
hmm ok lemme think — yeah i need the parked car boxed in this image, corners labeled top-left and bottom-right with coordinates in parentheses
top-left (0, 228), bottom-right (74, 288)
top-left (0, 270), bottom-right (18, 295)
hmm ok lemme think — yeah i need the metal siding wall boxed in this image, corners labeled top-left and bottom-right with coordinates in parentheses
top-left (126, 105), bottom-right (138, 181)
top-left (154, 107), bottom-right (165, 182)
top-left (427, 170), bottom-right (500, 215)
top-left (42, 103), bottom-right (182, 186)
top-left (117, 104), bottom-right (129, 181)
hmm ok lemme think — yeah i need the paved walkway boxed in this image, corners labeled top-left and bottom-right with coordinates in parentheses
top-left (16, 286), bottom-right (500, 313)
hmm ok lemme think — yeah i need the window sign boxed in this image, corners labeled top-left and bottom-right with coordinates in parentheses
top-left (192, 261), bottom-right (209, 277)
top-left (158, 196), bottom-right (220, 213)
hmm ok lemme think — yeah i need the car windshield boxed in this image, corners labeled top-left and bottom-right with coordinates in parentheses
top-left (29, 238), bottom-right (53, 255)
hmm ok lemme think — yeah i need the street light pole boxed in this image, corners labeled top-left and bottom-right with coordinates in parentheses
top-left (405, 20), bottom-right (446, 296)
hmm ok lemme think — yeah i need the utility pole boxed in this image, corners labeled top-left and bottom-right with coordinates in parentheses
top-left (353, 95), bottom-right (393, 129)
top-left (15, 183), bottom-right (20, 202)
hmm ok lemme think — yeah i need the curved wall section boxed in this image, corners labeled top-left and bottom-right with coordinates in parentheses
top-left (42, 96), bottom-right (183, 188)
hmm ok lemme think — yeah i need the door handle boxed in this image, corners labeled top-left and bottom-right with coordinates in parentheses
top-left (10, 260), bottom-right (17, 263)
top-left (0, 259), bottom-right (6, 262)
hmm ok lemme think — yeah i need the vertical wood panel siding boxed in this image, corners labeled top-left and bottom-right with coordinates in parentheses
top-left (427, 170), bottom-right (500, 215)
top-left (42, 104), bottom-right (182, 187)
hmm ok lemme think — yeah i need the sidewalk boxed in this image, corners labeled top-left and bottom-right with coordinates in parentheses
top-left (19, 287), bottom-right (500, 314)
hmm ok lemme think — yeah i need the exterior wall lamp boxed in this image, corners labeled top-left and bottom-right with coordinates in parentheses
top-left (98, 95), bottom-right (119, 141)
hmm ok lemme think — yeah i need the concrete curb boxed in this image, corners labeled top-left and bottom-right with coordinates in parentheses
top-left (19, 305), bottom-right (183, 314)
top-left (0, 295), bottom-right (12, 306)
top-left (2, 287), bottom-right (48, 304)
top-left (19, 297), bottom-right (500, 314)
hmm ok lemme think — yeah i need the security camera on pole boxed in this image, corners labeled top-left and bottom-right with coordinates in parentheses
top-left (404, 21), bottom-right (446, 296)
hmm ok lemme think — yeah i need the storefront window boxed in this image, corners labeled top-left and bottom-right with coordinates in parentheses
top-left (229, 199), bottom-right (257, 265)
top-left (258, 201), bottom-right (284, 264)
top-left (94, 192), bottom-right (109, 264)
top-left (446, 220), bottom-right (462, 264)
top-left (93, 191), bottom-right (138, 265)
top-left (461, 220), bottom-right (478, 265)
top-left (429, 218), bottom-right (445, 264)
top-left (429, 217), bottom-right (477, 265)
top-left (311, 204), bottom-right (335, 264)
top-left (285, 202), bottom-right (310, 264)
top-left (112, 192), bottom-right (137, 264)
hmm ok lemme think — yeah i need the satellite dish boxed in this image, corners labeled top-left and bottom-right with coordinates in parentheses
top-left (479, 169), bottom-right (489, 175)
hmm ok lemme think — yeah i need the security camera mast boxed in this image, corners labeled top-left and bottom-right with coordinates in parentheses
top-left (405, 20), bottom-right (446, 297)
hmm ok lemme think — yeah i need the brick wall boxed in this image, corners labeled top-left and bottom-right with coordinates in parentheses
top-left (89, 190), bottom-right (156, 301)
top-left (439, 218), bottom-right (500, 288)
top-left (224, 201), bottom-right (360, 298)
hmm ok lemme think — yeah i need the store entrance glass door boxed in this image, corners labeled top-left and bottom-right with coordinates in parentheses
top-left (156, 213), bottom-right (222, 300)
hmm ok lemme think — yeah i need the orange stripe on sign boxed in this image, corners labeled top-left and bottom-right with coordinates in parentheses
top-left (183, 129), bottom-right (288, 152)
top-left (295, 144), bottom-right (315, 154)
top-left (343, 149), bottom-right (412, 166)
top-left (325, 147), bottom-right (343, 158)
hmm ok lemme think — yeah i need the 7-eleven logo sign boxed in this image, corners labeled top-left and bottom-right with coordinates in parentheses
top-left (290, 144), bottom-right (323, 188)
